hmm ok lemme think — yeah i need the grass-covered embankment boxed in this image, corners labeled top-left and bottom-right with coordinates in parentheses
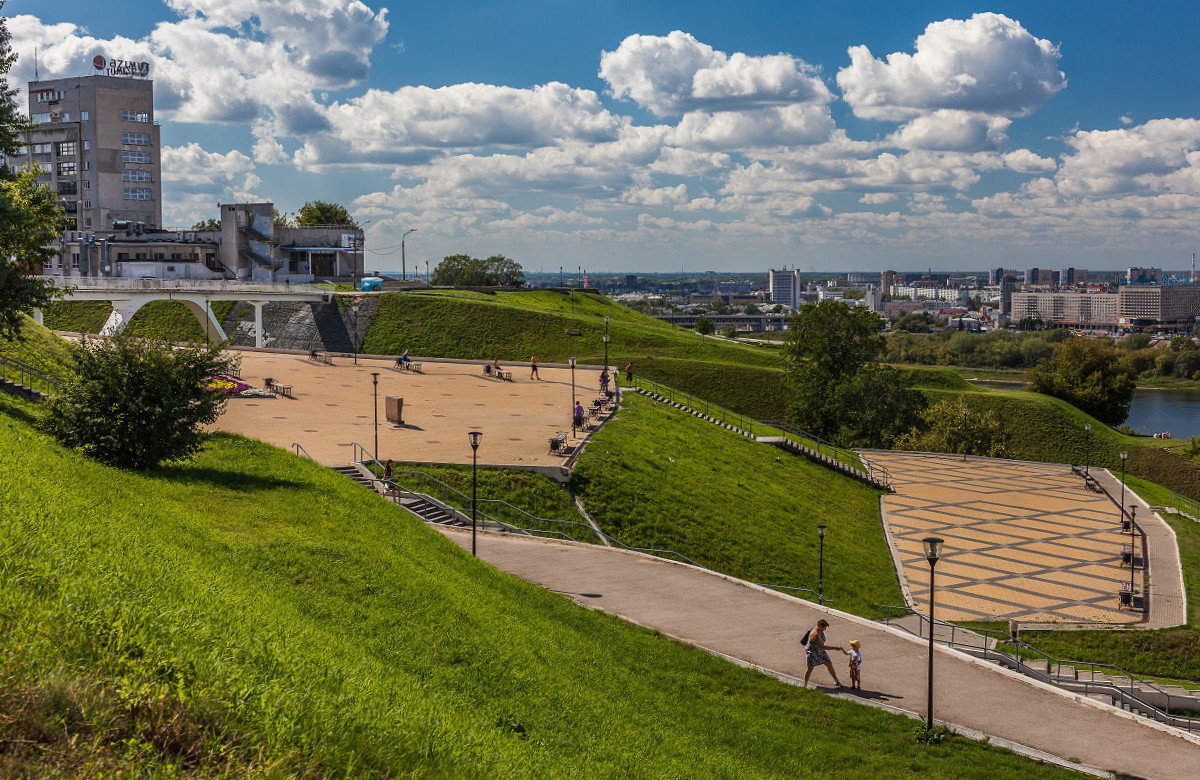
top-left (572, 394), bottom-right (903, 617)
top-left (0, 393), bottom-right (1077, 778)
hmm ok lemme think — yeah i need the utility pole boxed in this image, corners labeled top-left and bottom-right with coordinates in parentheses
top-left (401, 227), bottom-right (417, 281)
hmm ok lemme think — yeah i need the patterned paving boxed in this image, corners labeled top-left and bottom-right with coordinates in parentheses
top-left (870, 452), bottom-right (1140, 624)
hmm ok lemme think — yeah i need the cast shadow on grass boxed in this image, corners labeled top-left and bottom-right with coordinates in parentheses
top-left (145, 465), bottom-right (305, 492)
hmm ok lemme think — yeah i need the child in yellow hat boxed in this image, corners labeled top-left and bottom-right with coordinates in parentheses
top-left (847, 640), bottom-right (862, 690)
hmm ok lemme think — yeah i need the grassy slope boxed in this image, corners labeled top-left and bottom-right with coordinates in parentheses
top-left (42, 301), bottom-right (235, 342)
top-left (572, 394), bottom-right (903, 617)
top-left (0, 316), bottom-right (76, 378)
top-left (41, 300), bottom-right (112, 333)
top-left (0, 396), bottom-right (1070, 778)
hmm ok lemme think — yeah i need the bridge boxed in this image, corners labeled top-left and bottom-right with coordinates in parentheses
top-left (35, 277), bottom-right (332, 347)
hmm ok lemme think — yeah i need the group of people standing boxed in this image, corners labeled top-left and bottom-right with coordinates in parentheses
top-left (802, 618), bottom-right (862, 690)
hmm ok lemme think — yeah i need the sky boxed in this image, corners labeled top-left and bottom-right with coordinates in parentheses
top-left (8, 0), bottom-right (1200, 273)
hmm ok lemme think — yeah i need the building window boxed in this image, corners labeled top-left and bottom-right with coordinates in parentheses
top-left (82, 180), bottom-right (91, 190)
top-left (35, 162), bottom-right (52, 174)
top-left (56, 141), bottom-right (77, 157)
top-left (121, 132), bottom-right (151, 145)
top-left (60, 112), bottom-right (71, 122)
top-left (58, 181), bottom-right (77, 195)
top-left (122, 168), bottom-right (152, 182)
top-left (56, 161), bottom-right (77, 176)
top-left (30, 143), bottom-right (51, 155)
top-left (33, 89), bottom-right (64, 102)
top-left (83, 140), bottom-right (91, 150)
top-left (81, 111), bottom-right (90, 121)
top-left (122, 150), bottom-right (152, 163)
top-left (123, 187), bottom-right (153, 201)
top-left (62, 200), bottom-right (78, 214)
top-left (82, 200), bottom-right (92, 210)
top-left (120, 109), bottom-right (151, 123)
top-left (32, 113), bottom-right (51, 125)
top-left (83, 160), bottom-right (91, 171)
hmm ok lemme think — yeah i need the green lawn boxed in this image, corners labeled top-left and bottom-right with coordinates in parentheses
top-left (0, 316), bottom-right (76, 378)
top-left (0, 393), bottom-right (1075, 778)
top-left (572, 394), bottom-right (903, 617)
top-left (40, 300), bottom-right (113, 333)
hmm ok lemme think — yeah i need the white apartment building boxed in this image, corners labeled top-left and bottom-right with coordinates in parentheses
top-left (1011, 291), bottom-right (1119, 328)
top-left (768, 268), bottom-right (800, 308)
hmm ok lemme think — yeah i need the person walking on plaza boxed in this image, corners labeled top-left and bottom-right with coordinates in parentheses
top-left (573, 401), bottom-right (586, 431)
top-left (624, 362), bottom-right (633, 385)
top-left (383, 459), bottom-right (394, 482)
top-left (530, 355), bottom-right (540, 380)
top-left (599, 369), bottom-right (610, 394)
top-left (801, 618), bottom-right (845, 688)
top-left (847, 639), bottom-right (862, 690)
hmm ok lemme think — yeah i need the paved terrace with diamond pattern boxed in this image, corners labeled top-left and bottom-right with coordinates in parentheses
top-left (868, 452), bottom-right (1181, 625)
top-left (211, 350), bottom-right (601, 467)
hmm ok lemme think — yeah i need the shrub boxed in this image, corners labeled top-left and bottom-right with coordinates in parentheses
top-left (41, 333), bottom-right (236, 469)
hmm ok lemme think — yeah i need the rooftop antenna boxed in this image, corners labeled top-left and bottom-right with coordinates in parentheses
top-left (33, 47), bottom-right (39, 81)
top-left (1192, 252), bottom-right (1197, 284)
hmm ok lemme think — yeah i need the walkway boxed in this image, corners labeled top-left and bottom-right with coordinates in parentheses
top-left (441, 528), bottom-right (1200, 779)
top-left (865, 452), bottom-right (1185, 626)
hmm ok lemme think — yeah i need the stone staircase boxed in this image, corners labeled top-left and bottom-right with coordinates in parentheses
top-left (331, 463), bottom-right (498, 530)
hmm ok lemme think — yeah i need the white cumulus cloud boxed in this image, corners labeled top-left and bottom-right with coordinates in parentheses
top-left (837, 13), bottom-right (1065, 120)
top-left (599, 30), bottom-right (831, 116)
top-left (887, 110), bottom-right (1010, 151)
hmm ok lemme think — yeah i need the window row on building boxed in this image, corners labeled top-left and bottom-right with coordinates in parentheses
top-left (120, 132), bottom-right (152, 145)
top-left (31, 110), bottom-right (89, 124)
top-left (123, 187), bottom-right (153, 200)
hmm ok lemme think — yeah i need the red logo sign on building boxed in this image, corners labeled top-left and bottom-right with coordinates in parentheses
top-left (93, 55), bottom-right (107, 71)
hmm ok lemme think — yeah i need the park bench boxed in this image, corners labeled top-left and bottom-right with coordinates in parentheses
top-left (548, 432), bottom-right (568, 454)
top-left (1121, 544), bottom-right (1144, 568)
top-left (395, 358), bottom-right (424, 372)
top-left (264, 377), bottom-right (294, 398)
top-left (1118, 583), bottom-right (1134, 609)
top-left (1083, 476), bottom-right (1102, 493)
top-left (310, 350), bottom-right (334, 365)
top-left (497, 369), bottom-right (512, 381)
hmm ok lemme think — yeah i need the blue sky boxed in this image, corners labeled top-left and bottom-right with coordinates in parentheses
top-left (9, 0), bottom-right (1200, 272)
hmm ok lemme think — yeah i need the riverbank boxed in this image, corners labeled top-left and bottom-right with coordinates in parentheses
top-left (888, 362), bottom-right (1200, 391)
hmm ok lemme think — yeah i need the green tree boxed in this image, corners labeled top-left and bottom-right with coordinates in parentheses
top-left (893, 312), bottom-right (937, 333)
top-left (273, 208), bottom-right (296, 229)
top-left (0, 168), bottom-right (71, 337)
top-left (431, 254), bottom-right (525, 286)
top-left (896, 397), bottom-right (1010, 458)
top-left (828, 364), bottom-right (928, 448)
top-left (720, 325), bottom-right (739, 339)
top-left (743, 303), bottom-right (759, 315)
top-left (0, 2), bottom-right (22, 168)
top-left (41, 333), bottom-right (237, 469)
top-left (785, 300), bottom-right (883, 435)
top-left (1026, 338), bottom-right (1136, 425)
top-left (1119, 333), bottom-right (1153, 351)
top-left (191, 218), bottom-right (221, 232)
top-left (695, 316), bottom-right (715, 335)
top-left (296, 201), bottom-right (358, 227)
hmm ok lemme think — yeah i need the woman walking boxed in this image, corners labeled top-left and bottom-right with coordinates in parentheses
top-left (802, 618), bottom-right (846, 688)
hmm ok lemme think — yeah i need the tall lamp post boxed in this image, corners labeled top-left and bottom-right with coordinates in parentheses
top-left (922, 536), bottom-right (945, 730)
top-left (1083, 423), bottom-right (1092, 477)
top-left (400, 227), bottom-right (417, 281)
top-left (816, 524), bottom-right (828, 603)
top-left (569, 357), bottom-right (578, 437)
top-left (1119, 450), bottom-right (1129, 524)
top-left (371, 372), bottom-right (380, 461)
top-left (602, 316), bottom-right (611, 373)
top-left (468, 431), bottom-right (482, 557)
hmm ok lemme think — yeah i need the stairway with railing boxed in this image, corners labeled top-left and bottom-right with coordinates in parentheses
top-left (876, 605), bottom-right (1200, 733)
top-left (625, 376), bottom-right (891, 490)
top-left (0, 355), bottom-right (65, 400)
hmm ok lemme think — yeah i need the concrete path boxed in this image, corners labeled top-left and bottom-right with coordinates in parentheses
top-left (440, 528), bottom-right (1200, 779)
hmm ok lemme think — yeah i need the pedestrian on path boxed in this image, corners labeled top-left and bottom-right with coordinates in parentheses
top-left (801, 618), bottom-right (845, 688)
top-left (530, 355), bottom-right (540, 380)
top-left (573, 401), bottom-right (586, 431)
top-left (847, 639), bottom-right (862, 690)
top-left (624, 362), bottom-right (633, 384)
top-left (599, 369), bottom-right (610, 394)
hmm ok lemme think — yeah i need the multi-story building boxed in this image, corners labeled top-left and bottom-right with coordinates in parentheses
top-left (1023, 268), bottom-right (1055, 286)
top-left (1010, 291), bottom-right (1120, 329)
top-left (9, 73), bottom-right (161, 233)
top-left (1118, 285), bottom-right (1200, 330)
top-left (767, 268), bottom-right (799, 308)
top-left (891, 285), bottom-right (970, 305)
top-left (1126, 267), bottom-right (1163, 285)
top-left (880, 269), bottom-right (902, 291)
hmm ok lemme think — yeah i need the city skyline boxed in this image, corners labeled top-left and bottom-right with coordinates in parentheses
top-left (9, 1), bottom-right (1200, 272)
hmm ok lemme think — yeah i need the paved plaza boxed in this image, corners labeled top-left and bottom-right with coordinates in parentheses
top-left (869, 452), bottom-right (1168, 625)
top-left (211, 351), bottom-right (601, 467)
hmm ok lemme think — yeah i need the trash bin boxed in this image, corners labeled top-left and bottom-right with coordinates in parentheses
top-left (386, 395), bottom-right (404, 425)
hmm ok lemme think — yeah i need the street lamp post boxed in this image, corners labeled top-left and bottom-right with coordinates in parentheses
top-left (371, 372), bottom-right (380, 461)
top-left (401, 227), bottom-right (417, 281)
top-left (1119, 450), bottom-right (1129, 524)
top-left (1128, 505), bottom-right (1138, 604)
top-left (1084, 423), bottom-right (1092, 477)
top-left (817, 524), bottom-right (827, 603)
top-left (468, 431), bottom-right (482, 557)
top-left (569, 357), bottom-right (578, 437)
top-left (922, 536), bottom-right (945, 730)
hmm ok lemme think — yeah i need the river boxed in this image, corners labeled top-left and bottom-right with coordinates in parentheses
top-left (968, 380), bottom-right (1200, 439)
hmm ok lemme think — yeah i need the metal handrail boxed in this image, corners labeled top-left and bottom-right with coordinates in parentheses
top-left (757, 584), bottom-right (842, 608)
top-left (0, 354), bottom-right (66, 396)
top-left (291, 442), bottom-right (314, 460)
top-left (39, 276), bottom-right (329, 294)
top-left (758, 419), bottom-right (891, 485)
top-left (881, 608), bottom-right (1200, 731)
top-left (628, 375), bottom-right (762, 437)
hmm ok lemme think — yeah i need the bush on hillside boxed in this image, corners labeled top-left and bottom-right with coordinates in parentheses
top-left (829, 364), bottom-right (927, 448)
top-left (897, 396), bottom-right (1010, 458)
top-left (41, 333), bottom-right (236, 469)
top-left (431, 254), bottom-right (524, 286)
top-left (1026, 338), bottom-right (1136, 425)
